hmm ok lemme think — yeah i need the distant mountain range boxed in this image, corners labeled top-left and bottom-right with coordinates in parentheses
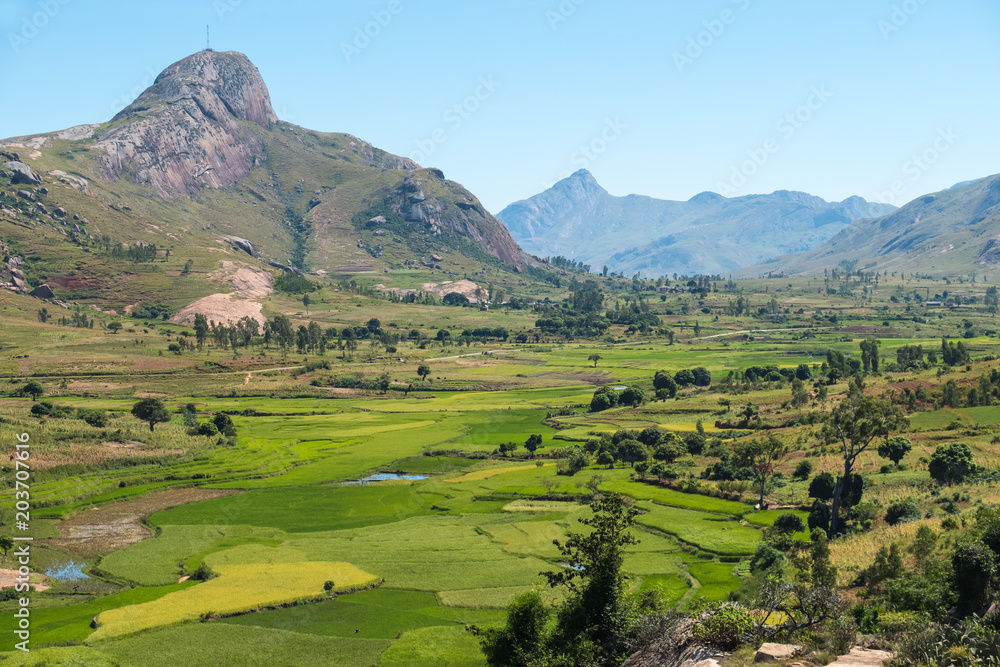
top-left (496, 170), bottom-right (896, 276)
top-left (734, 174), bottom-right (1000, 277)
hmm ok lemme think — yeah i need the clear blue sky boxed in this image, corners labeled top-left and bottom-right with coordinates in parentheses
top-left (1, 0), bottom-right (998, 213)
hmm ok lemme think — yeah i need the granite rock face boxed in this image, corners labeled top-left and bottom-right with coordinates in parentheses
top-left (95, 50), bottom-right (278, 196)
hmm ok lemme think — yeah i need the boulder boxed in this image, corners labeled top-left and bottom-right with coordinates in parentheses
top-left (16, 190), bottom-right (34, 201)
top-left (53, 207), bottom-right (67, 218)
top-left (11, 276), bottom-right (26, 291)
top-left (754, 644), bottom-right (800, 662)
top-left (37, 203), bottom-right (48, 215)
top-left (39, 187), bottom-right (49, 194)
top-left (826, 648), bottom-right (893, 667)
top-left (12, 166), bottom-right (40, 186)
top-left (431, 254), bottom-right (444, 262)
top-left (307, 197), bottom-right (321, 210)
top-left (4, 161), bottom-right (41, 185)
top-left (223, 236), bottom-right (254, 256)
top-left (30, 284), bottom-right (55, 299)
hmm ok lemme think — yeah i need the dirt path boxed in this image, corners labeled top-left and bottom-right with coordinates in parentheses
top-left (426, 350), bottom-right (505, 362)
top-left (0, 569), bottom-right (49, 591)
top-left (693, 327), bottom-right (827, 340)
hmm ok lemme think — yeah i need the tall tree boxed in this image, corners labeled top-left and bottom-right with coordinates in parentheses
top-left (732, 435), bottom-right (788, 509)
top-left (821, 392), bottom-right (908, 534)
top-left (131, 398), bottom-right (171, 432)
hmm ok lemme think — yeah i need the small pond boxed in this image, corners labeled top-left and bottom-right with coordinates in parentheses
top-left (45, 561), bottom-right (90, 582)
top-left (347, 473), bottom-right (429, 485)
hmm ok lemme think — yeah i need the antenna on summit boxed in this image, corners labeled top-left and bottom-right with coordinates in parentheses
top-left (205, 25), bottom-right (213, 52)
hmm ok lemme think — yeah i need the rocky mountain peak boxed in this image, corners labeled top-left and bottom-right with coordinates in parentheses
top-left (96, 50), bottom-right (278, 197)
top-left (114, 50), bottom-right (277, 129)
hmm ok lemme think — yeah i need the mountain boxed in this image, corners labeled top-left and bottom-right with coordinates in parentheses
top-left (0, 50), bottom-right (528, 317)
top-left (496, 170), bottom-right (895, 276)
top-left (733, 174), bottom-right (1000, 277)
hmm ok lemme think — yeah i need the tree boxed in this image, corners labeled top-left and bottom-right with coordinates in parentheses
top-left (0, 535), bottom-right (12, 556)
top-left (731, 435), bottom-right (788, 509)
top-left (193, 313), bottom-right (209, 350)
top-left (479, 591), bottom-right (552, 667)
top-left (692, 367), bottom-right (712, 387)
top-left (616, 440), bottom-right (648, 468)
top-left (808, 472), bottom-right (836, 501)
top-left (20, 381), bottom-right (44, 401)
top-left (131, 398), bottom-right (171, 432)
top-left (821, 392), bottom-right (908, 534)
top-left (619, 387), bottom-right (645, 407)
top-left (674, 369), bottom-right (696, 387)
top-left (107, 321), bottom-right (122, 334)
top-left (652, 371), bottom-right (677, 398)
top-left (652, 437), bottom-right (685, 464)
top-left (952, 542), bottom-right (997, 615)
top-left (417, 364), bottom-right (431, 381)
top-left (807, 499), bottom-right (831, 534)
top-left (588, 353), bottom-right (603, 368)
top-left (524, 434), bottom-right (542, 458)
top-left (860, 337), bottom-right (881, 374)
top-left (793, 460), bottom-right (813, 481)
top-left (795, 364), bottom-right (812, 381)
top-left (773, 513), bottom-right (805, 534)
top-left (878, 436), bottom-right (912, 467)
top-left (929, 442), bottom-right (976, 486)
top-left (590, 386), bottom-right (619, 412)
top-left (809, 528), bottom-right (838, 588)
top-left (543, 493), bottom-right (639, 663)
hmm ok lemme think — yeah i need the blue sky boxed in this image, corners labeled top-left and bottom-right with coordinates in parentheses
top-left (1, 0), bottom-right (998, 213)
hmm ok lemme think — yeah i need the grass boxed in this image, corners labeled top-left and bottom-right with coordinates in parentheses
top-left (445, 463), bottom-right (556, 483)
top-left (27, 582), bottom-right (198, 647)
top-left (100, 623), bottom-right (390, 667)
top-left (220, 588), bottom-right (503, 639)
top-left (91, 561), bottom-right (377, 640)
top-left (379, 625), bottom-right (486, 666)
top-left (687, 561), bottom-right (742, 603)
top-left (634, 502), bottom-right (761, 556)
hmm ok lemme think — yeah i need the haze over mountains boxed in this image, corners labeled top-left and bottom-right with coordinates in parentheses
top-left (736, 174), bottom-right (1000, 277)
top-left (497, 170), bottom-right (897, 277)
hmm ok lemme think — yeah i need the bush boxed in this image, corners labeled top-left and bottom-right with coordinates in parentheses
top-left (793, 460), bottom-right (813, 480)
top-left (692, 603), bottom-right (755, 650)
top-left (190, 562), bottom-right (216, 581)
top-left (884, 498), bottom-right (921, 526)
top-left (773, 513), bottom-right (805, 534)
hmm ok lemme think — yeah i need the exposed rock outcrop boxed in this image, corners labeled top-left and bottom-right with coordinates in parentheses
top-left (95, 50), bottom-right (278, 197)
top-left (380, 170), bottom-right (527, 271)
top-left (5, 161), bottom-right (42, 185)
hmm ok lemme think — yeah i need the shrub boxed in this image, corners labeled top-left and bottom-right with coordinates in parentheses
top-left (793, 460), bottom-right (813, 480)
top-left (692, 603), bottom-right (754, 650)
top-left (773, 513), bottom-right (805, 534)
top-left (885, 498), bottom-right (921, 526)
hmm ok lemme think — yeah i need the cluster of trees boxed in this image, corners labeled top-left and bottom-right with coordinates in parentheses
top-left (590, 385), bottom-right (646, 412)
top-left (546, 255), bottom-right (591, 273)
top-left (38, 307), bottom-right (94, 329)
top-left (106, 241), bottom-right (160, 263)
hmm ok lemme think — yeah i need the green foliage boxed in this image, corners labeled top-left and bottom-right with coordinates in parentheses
top-left (131, 398), bottom-right (171, 432)
top-left (773, 513), bottom-right (805, 534)
top-left (590, 386), bottom-right (620, 412)
top-left (952, 541), bottom-right (998, 615)
top-left (273, 273), bottom-right (317, 294)
top-left (808, 472), bottom-right (836, 501)
top-left (793, 460), bottom-right (813, 480)
top-left (878, 436), bottom-right (913, 466)
top-left (692, 603), bottom-right (754, 650)
top-left (884, 498), bottom-right (921, 526)
top-left (929, 442), bottom-right (976, 486)
top-left (19, 380), bottom-right (44, 400)
top-left (478, 591), bottom-right (551, 667)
